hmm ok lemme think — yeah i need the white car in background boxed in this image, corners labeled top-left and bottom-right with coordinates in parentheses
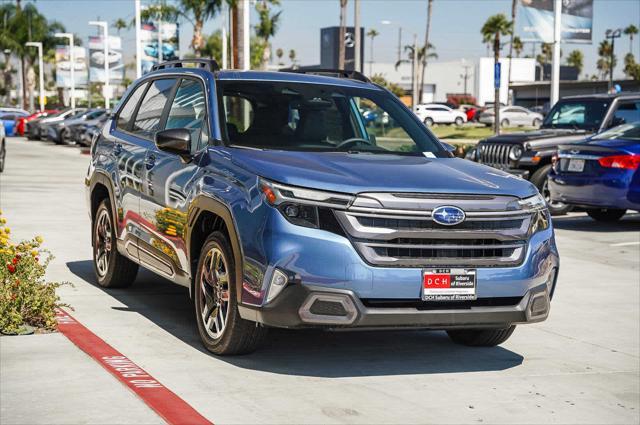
top-left (478, 106), bottom-right (544, 128)
top-left (415, 104), bottom-right (467, 126)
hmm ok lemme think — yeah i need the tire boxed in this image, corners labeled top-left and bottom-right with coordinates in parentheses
top-left (587, 208), bottom-right (627, 222)
top-left (454, 117), bottom-right (464, 126)
top-left (424, 117), bottom-right (434, 127)
top-left (500, 119), bottom-right (510, 128)
top-left (92, 199), bottom-right (138, 288)
top-left (532, 118), bottom-right (542, 127)
top-left (530, 164), bottom-right (572, 216)
top-left (0, 140), bottom-right (5, 173)
top-left (194, 232), bottom-right (268, 355)
top-left (447, 326), bottom-right (516, 347)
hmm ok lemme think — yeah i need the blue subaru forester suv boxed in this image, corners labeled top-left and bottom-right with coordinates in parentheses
top-left (86, 60), bottom-right (559, 355)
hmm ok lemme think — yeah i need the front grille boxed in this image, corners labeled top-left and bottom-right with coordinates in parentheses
top-left (356, 216), bottom-right (524, 231)
top-left (334, 193), bottom-right (531, 268)
top-left (478, 143), bottom-right (515, 167)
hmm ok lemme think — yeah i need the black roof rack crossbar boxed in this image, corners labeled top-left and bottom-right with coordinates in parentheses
top-left (151, 58), bottom-right (220, 72)
top-left (281, 68), bottom-right (370, 83)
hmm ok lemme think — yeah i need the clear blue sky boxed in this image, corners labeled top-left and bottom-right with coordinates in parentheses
top-left (27, 0), bottom-right (640, 77)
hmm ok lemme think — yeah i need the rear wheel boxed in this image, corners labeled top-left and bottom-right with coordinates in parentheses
top-left (424, 117), bottom-right (434, 127)
top-left (454, 117), bottom-right (464, 126)
top-left (92, 199), bottom-right (138, 288)
top-left (500, 119), bottom-right (510, 128)
top-left (194, 232), bottom-right (267, 355)
top-left (447, 326), bottom-right (516, 347)
top-left (530, 164), bottom-right (572, 216)
top-left (587, 208), bottom-right (626, 222)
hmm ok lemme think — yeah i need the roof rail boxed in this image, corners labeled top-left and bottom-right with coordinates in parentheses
top-left (281, 68), bottom-right (370, 83)
top-left (151, 58), bottom-right (220, 72)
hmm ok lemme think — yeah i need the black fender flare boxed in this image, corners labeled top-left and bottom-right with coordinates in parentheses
top-left (87, 170), bottom-right (118, 224)
top-left (187, 195), bottom-right (244, 303)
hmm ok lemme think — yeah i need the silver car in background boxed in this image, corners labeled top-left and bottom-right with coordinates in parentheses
top-left (479, 106), bottom-right (543, 128)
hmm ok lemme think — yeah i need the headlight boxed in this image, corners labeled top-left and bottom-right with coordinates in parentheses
top-left (509, 145), bottom-right (523, 161)
top-left (516, 193), bottom-right (550, 234)
top-left (259, 179), bottom-right (354, 228)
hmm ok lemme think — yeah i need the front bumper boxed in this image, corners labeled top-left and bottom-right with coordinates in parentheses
top-left (239, 281), bottom-right (553, 329)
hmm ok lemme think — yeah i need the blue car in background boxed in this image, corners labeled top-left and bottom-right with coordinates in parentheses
top-left (0, 110), bottom-right (29, 136)
top-left (549, 122), bottom-right (640, 222)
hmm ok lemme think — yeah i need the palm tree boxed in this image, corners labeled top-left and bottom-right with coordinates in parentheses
top-left (140, 2), bottom-right (179, 62)
top-left (288, 49), bottom-right (297, 66)
top-left (112, 18), bottom-right (127, 35)
top-left (566, 50), bottom-right (584, 78)
top-left (597, 40), bottom-right (615, 80)
top-left (275, 48), bottom-right (284, 66)
top-left (481, 13), bottom-right (513, 134)
top-left (366, 28), bottom-right (379, 74)
top-left (178, 0), bottom-right (222, 57)
top-left (506, 0), bottom-right (517, 101)
top-left (418, 0), bottom-right (433, 103)
top-left (624, 24), bottom-right (638, 55)
top-left (338, 0), bottom-right (348, 69)
top-left (395, 43), bottom-right (437, 103)
top-left (513, 36), bottom-right (523, 58)
top-left (254, 0), bottom-right (282, 70)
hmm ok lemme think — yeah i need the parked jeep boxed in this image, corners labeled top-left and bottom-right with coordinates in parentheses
top-left (470, 93), bottom-right (640, 215)
top-left (86, 60), bottom-right (559, 355)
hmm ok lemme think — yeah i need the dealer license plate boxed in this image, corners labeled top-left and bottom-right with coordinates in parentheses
top-left (567, 159), bottom-right (585, 172)
top-left (422, 268), bottom-right (477, 301)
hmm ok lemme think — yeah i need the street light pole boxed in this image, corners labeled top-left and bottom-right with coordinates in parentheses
top-left (55, 32), bottom-right (75, 109)
top-left (354, 0), bottom-right (360, 72)
top-left (135, 0), bottom-right (142, 78)
top-left (605, 29), bottom-right (622, 91)
top-left (89, 21), bottom-right (110, 110)
top-left (381, 20), bottom-right (403, 63)
top-left (550, 0), bottom-right (561, 107)
top-left (25, 42), bottom-right (44, 112)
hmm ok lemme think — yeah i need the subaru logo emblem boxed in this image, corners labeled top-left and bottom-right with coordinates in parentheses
top-left (432, 206), bottom-right (466, 226)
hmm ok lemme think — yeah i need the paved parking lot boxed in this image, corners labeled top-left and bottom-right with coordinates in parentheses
top-left (1, 137), bottom-right (639, 424)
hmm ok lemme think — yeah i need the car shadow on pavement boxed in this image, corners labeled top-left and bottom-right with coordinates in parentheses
top-left (552, 212), bottom-right (640, 232)
top-left (67, 259), bottom-right (524, 378)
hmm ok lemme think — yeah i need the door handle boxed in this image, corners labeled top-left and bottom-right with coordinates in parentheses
top-left (145, 154), bottom-right (156, 170)
top-left (113, 143), bottom-right (123, 156)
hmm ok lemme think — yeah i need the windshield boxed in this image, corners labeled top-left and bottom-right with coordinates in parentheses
top-left (591, 121), bottom-right (640, 141)
top-left (541, 99), bottom-right (609, 131)
top-left (219, 80), bottom-right (444, 156)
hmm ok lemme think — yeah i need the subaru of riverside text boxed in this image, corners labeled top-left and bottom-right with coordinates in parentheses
top-left (86, 60), bottom-right (559, 355)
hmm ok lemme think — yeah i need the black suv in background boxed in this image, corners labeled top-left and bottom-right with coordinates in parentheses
top-left (470, 93), bottom-right (640, 215)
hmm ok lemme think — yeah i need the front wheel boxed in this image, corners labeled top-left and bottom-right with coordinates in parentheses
top-left (587, 208), bottom-right (626, 222)
top-left (530, 164), bottom-right (572, 216)
top-left (194, 232), bottom-right (267, 355)
top-left (92, 199), bottom-right (138, 288)
top-left (447, 326), bottom-right (516, 347)
top-left (424, 117), bottom-right (434, 127)
top-left (454, 117), bottom-right (464, 126)
top-left (500, 119), bottom-right (510, 128)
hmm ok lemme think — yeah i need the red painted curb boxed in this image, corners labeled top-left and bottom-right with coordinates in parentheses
top-left (55, 309), bottom-right (213, 425)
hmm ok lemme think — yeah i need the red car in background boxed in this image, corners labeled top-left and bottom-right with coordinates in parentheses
top-left (15, 110), bottom-right (59, 136)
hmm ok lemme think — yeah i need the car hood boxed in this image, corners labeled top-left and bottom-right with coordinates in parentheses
top-left (481, 128), bottom-right (591, 148)
top-left (224, 148), bottom-right (538, 198)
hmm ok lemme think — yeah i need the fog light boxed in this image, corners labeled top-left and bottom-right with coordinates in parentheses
top-left (284, 205), bottom-right (299, 217)
top-left (266, 269), bottom-right (289, 303)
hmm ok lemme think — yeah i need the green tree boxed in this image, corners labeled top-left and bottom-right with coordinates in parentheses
top-left (597, 40), bottom-right (616, 80)
top-left (624, 24), bottom-right (638, 55)
top-left (481, 13), bottom-right (512, 134)
top-left (366, 28), bottom-right (379, 74)
top-left (566, 50), bottom-right (584, 78)
top-left (370, 73), bottom-right (404, 98)
top-left (254, 0), bottom-right (282, 69)
top-left (275, 48), bottom-right (284, 66)
top-left (512, 36), bottom-right (523, 58)
top-left (623, 52), bottom-right (640, 80)
top-left (112, 18), bottom-right (127, 35)
top-left (418, 0), bottom-right (433, 103)
top-left (178, 0), bottom-right (222, 57)
top-left (288, 49), bottom-right (296, 66)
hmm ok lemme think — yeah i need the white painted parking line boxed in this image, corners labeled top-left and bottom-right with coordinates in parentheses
top-left (610, 241), bottom-right (640, 247)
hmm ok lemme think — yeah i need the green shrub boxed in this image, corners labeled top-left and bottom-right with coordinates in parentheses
top-left (0, 210), bottom-right (70, 334)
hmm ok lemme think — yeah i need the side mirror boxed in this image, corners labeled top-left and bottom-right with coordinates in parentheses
top-left (155, 128), bottom-right (192, 160)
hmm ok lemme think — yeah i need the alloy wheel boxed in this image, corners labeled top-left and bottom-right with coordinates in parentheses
top-left (199, 247), bottom-right (231, 340)
top-left (94, 209), bottom-right (112, 277)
